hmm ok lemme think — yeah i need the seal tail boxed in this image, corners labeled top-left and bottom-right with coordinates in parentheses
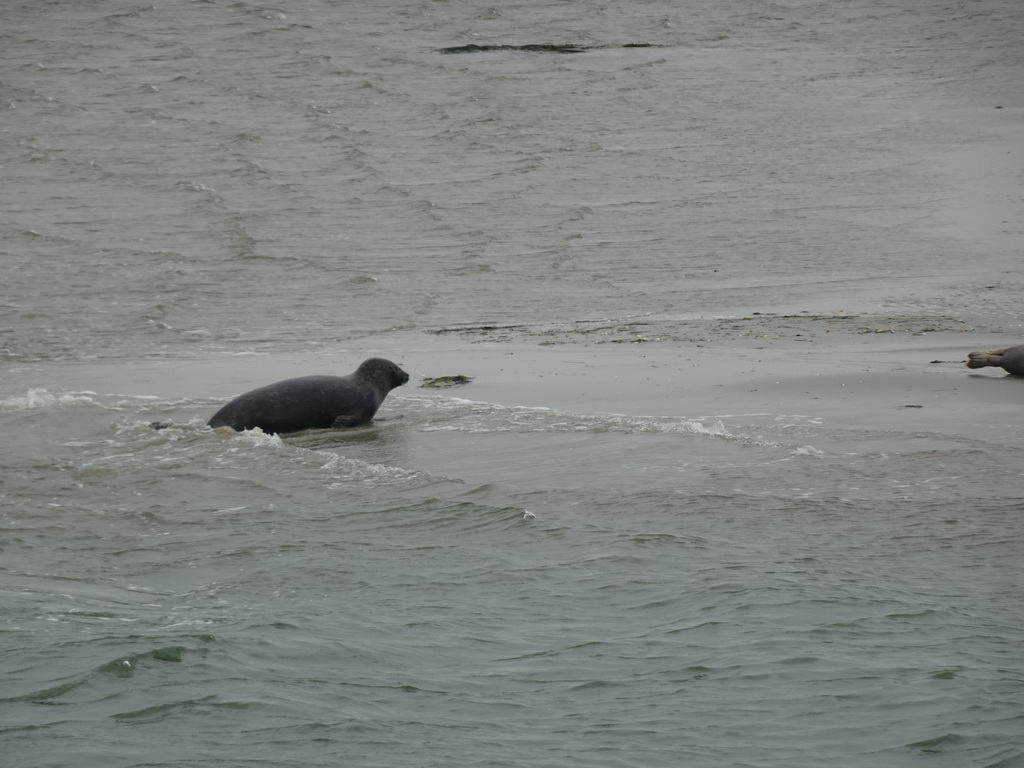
top-left (965, 348), bottom-right (1008, 369)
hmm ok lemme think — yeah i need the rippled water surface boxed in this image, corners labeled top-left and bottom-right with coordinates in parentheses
top-left (2, 1), bottom-right (1023, 766)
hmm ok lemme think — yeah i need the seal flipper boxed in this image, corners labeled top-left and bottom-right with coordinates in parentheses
top-left (331, 412), bottom-right (371, 428)
top-left (965, 345), bottom-right (1024, 374)
top-left (966, 348), bottom-right (1008, 369)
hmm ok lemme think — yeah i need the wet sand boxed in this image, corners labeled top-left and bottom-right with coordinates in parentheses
top-left (410, 335), bottom-right (1022, 440)
top-left (398, 308), bottom-right (1020, 425)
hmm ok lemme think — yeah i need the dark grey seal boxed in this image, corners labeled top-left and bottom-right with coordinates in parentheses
top-left (208, 357), bottom-right (409, 434)
top-left (965, 345), bottom-right (1024, 375)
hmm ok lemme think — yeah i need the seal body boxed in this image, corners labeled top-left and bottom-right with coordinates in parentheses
top-left (208, 358), bottom-right (409, 434)
top-left (966, 345), bottom-right (1024, 375)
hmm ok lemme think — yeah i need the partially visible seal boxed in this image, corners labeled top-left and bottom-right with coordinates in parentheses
top-left (208, 357), bottom-right (410, 434)
top-left (965, 345), bottom-right (1024, 375)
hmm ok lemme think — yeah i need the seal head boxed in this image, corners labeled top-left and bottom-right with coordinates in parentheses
top-left (208, 357), bottom-right (410, 434)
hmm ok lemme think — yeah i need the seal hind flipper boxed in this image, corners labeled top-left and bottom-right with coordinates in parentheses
top-left (966, 347), bottom-right (1010, 369)
top-left (966, 345), bottom-right (1024, 374)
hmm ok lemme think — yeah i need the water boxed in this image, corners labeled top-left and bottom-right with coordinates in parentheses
top-left (2, 1), bottom-right (1023, 766)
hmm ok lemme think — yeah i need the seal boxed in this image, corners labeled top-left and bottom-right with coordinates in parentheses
top-left (208, 357), bottom-right (410, 434)
top-left (965, 345), bottom-right (1024, 375)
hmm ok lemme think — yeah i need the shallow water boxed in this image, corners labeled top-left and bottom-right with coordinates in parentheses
top-left (2, 1), bottom-right (1023, 766)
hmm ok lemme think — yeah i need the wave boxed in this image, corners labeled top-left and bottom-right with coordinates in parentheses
top-left (0, 388), bottom-right (112, 411)
top-left (0, 388), bottom-right (220, 414)
top-left (397, 393), bottom-right (778, 446)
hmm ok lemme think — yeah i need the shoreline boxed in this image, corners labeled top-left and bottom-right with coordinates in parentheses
top-left (12, 319), bottom-right (1019, 448)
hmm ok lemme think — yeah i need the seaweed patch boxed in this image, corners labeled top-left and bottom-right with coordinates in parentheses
top-left (420, 374), bottom-right (474, 389)
top-left (438, 43), bottom-right (660, 54)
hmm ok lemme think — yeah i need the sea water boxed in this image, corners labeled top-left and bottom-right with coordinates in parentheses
top-left (2, 1), bottom-right (1022, 766)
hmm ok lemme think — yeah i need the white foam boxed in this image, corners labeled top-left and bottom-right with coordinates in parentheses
top-left (1, 388), bottom-right (99, 411)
